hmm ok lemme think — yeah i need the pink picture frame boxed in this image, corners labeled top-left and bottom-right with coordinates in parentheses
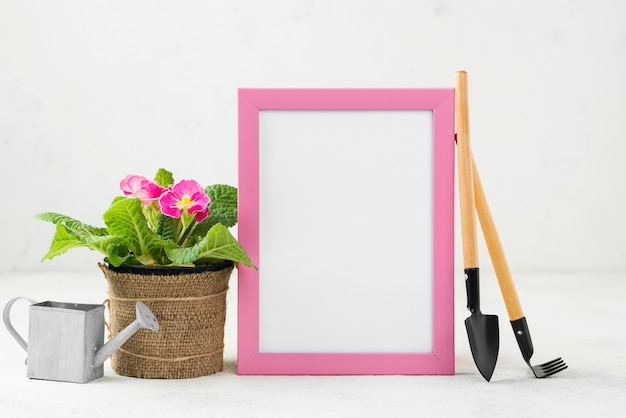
top-left (238, 88), bottom-right (455, 375)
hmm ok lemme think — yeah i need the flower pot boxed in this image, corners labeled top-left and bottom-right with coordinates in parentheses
top-left (98, 260), bottom-right (234, 379)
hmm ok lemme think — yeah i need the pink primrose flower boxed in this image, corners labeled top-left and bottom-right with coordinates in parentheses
top-left (120, 174), bottom-right (165, 205)
top-left (159, 179), bottom-right (210, 222)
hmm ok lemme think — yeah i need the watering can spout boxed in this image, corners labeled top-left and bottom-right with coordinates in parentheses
top-left (92, 301), bottom-right (159, 368)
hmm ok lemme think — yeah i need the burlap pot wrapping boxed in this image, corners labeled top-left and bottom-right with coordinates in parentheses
top-left (98, 261), bottom-right (234, 379)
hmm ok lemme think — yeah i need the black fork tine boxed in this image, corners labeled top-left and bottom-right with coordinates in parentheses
top-left (540, 357), bottom-right (563, 367)
top-left (529, 358), bottom-right (567, 378)
top-left (539, 357), bottom-right (565, 371)
top-left (533, 358), bottom-right (567, 377)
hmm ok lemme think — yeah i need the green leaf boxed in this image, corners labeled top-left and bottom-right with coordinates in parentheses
top-left (206, 184), bottom-right (238, 227)
top-left (166, 223), bottom-right (256, 268)
top-left (155, 212), bottom-right (178, 241)
top-left (103, 198), bottom-right (165, 264)
top-left (36, 213), bottom-right (115, 261)
top-left (192, 184), bottom-right (238, 238)
top-left (110, 195), bottom-right (126, 206)
top-left (40, 223), bottom-right (89, 261)
top-left (154, 168), bottom-right (175, 187)
top-left (84, 235), bottom-right (132, 266)
top-left (35, 212), bottom-right (108, 237)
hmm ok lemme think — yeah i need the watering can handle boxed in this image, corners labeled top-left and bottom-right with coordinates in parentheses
top-left (3, 296), bottom-right (37, 351)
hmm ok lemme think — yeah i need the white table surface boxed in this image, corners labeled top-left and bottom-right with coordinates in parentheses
top-left (1, 269), bottom-right (624, 417)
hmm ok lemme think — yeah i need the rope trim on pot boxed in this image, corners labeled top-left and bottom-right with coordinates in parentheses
top-left (106, 290), bottom-right (228, 303)
top-left (116, 346), bottom-right (225, 362)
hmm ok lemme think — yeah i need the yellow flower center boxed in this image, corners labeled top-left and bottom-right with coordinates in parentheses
top-left (177, 195), bottom-right (194, 207)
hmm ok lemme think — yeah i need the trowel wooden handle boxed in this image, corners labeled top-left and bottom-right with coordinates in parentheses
top-left (471, 155), bottom-right (524, 320)
top-left (456, 70), bottom-right (479, 269)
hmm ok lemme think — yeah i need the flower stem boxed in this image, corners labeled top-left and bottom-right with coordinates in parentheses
top-left (176, 210), bottom-right (192, 243)
top-left (181, 222), bottom-right (197, 248)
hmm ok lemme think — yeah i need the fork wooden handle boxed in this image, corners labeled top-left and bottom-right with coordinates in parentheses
top-left (471, 154), bottom-right (525, 320)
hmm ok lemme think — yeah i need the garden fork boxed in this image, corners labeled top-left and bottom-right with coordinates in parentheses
top-left (470, 152), bottom-right (567, 378)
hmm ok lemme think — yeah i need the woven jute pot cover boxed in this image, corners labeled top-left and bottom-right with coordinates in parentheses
top-left (99, 261), bottom-right (234, 379)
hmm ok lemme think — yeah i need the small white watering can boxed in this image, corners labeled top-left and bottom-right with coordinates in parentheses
top-left (3, 297), bottom-right (159, 383)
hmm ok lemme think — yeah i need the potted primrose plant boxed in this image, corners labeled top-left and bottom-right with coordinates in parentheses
top-left (37, 168), bottom-right (256, 379)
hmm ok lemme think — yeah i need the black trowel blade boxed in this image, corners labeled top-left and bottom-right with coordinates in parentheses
top-left (465, 313), bottom-right (500, 381)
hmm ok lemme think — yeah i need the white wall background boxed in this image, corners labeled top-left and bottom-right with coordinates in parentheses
top-left (1, 0), bottom-right (625, 274)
